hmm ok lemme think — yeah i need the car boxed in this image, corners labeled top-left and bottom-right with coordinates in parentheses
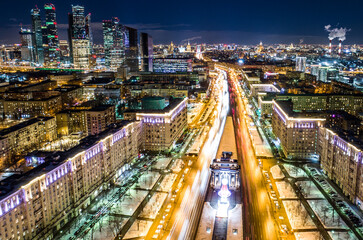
top-left (269, 183), bottom-right (273, 189)
top-left (280, 225), bottom-right (289, 234)
top-left (84, 227), bottom-right (91, 234)
top-left (270, 193), bottom-right (277, 200)
top-left (338, 203), bottom-right (345, 207)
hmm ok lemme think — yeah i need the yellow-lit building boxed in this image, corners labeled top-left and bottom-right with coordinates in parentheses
top-left (0, 117), bottom-right (57, 167)
top-left (318, 127), bottom-right (363, 209)
top-left (136, 98), bottom-right (188, 151)
top-left (272, 100), bottom-right (325, 159)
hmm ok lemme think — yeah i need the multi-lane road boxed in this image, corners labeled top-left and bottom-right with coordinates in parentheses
top-left (227, 68), bottom-right (280, 240)
top-left (163, 69), bottom-right (230, 239)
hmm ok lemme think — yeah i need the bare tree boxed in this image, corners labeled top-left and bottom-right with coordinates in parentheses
top-left (109, 216), bottom-right (123, 237)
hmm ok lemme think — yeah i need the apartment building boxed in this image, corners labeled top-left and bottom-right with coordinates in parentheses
top-left (86, 105), bottom-right (116, 136)
top-left (318, 127), bottom-right (363, 209)
top-left (0, 117), bottom-right (57, 167)
top-left (136, 98), bottom-right (188, 151)
top-left (56, 105), bottom-right (116, 137)
top-left (56, 110), bottom-right (87, 136)
top-left (272, 100), bottom-right (325, 159)
top-left (275, 94), bottom-right (363, 115)
top-left (0, 121), bottom-right (141, 240)
top-left (0, 95), bottom-right (62, 119)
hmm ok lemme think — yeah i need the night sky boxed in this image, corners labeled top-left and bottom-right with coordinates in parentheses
top-left (1, 0), bottom-right (362, 45)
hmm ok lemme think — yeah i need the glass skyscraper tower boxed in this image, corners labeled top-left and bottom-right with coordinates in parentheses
top-left (44, 3), bottom-right (60, 67)
top-left (103, 17), bottom-right (127, 71)
top-left (31, 7), bottom-right (44, 64)
top-left (68, 5), bottom-right (92, 69)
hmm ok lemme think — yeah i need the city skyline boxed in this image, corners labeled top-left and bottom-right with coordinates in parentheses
top-left (0, 0), bottom-right (362, 45)
top-left (0, 1), bottom-right (362, 240)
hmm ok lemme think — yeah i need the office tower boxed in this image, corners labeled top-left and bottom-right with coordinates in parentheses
top-left (103, 17), bottom-right (126, 70)
top-left (140, 32), bottom-right (153, 72)
top-left (59, 40), bottom-right (70, 58)
top-left (44, 3), bottom-right (60, 67)
top-left (125, 26), bottom-right (139, 72)
top-left (68, 5), bottom-right (92, 69)
top-left (19, 27), bottom-right (35, 63)
top-left (85, 13), bottom-right (93, 50)
top-left (295, 56), bottom-right (306, 72)
top-left (31, 7), bottom-right (44, 64)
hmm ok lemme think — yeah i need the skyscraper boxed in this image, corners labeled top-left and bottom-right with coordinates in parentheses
top-left (31, 7), bottom-right (44, 64)
top-left (125, 26), bottom-right (139, 72)
top-left (68, 5), bottom-right (92, 69)
top-left (140, 32), bottom-right (153, 72)
top-left (295, 56), bottom-right (306, 72)
top-left (103, 17), bottom-right (126, 70)
top-left (44, 3), bottom-right (60, 67)
top-left (19, 27), bottom-right (36, 63)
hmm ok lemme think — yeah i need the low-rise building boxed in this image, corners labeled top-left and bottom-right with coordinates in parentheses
top-left (250, 83), bottom-right (280, 97)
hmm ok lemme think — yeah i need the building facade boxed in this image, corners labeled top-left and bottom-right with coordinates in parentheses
top-left (103, 18), bottom-right (126, 71)
top-left (136, 98), bottom-right (187, 151)
top-left (318, 127), bottom-right (363, 209)
top-left (56, 110), bottom-right (87, 136)
top-left (43, 4), bottom-right (60, 67)
top-left (86, 105), bottom-right (116, 136)
top-left (153, 58), bottom-right (192, 73)
top-left (125, 26), bottom-right (139, 72)
top-left (295, 56), bottom-right (306, 72)
top-left (31, 7), bottom-right (44, 64)
top-left (272, 100), bottom-right (325, 159)
top-left (0, 95), bottom-right (62, 120)
top-left (68, 5), bottom-right (92, 69)
top-left (0, 121), bottom-right (141, 240)
top-left (19, 28), bottom-right (36, 63)
top-left (140, 32), bottom-right (153, 72)
top-left (0, 117), bottom-right (56, 167)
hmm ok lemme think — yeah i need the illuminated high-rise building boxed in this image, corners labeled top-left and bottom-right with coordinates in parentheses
top-left (68, 5), bottom-right (92, 69)
top-left (295, 56), bottom-right (306, 72)
top-left (31, 7), bottom-right (44, 64)
top-left (140, 32), bottom-right (153, 72)
top-left (44, 3), bottom-right (60, 67)
top-left (125, 26), bottom-right (140, 72)
top-left (186, 41), bottom-right (192, 52)
top-left (19, 27), bottom-right (36, 63)
top-left (103, 17), bottom-right (127, 70)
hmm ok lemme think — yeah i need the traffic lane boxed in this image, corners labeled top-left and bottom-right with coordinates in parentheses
top-left (231, 83), bottom-right (279, 240)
